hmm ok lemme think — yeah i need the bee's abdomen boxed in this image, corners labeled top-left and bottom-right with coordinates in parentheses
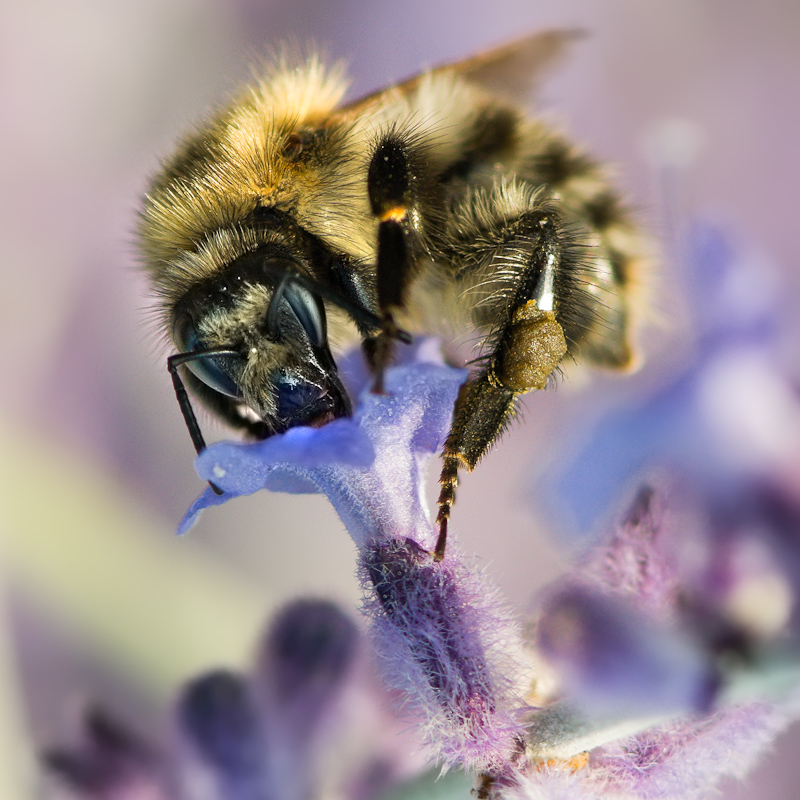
top-left (522, 128), bottom-right (647, 292)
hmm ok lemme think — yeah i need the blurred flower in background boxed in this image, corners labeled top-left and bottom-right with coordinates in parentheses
top-left (541, 221), bottom-right (797, 542)
top-left (44, 599), bottom-right (432, 800)
top-left (1, 1), bottom-right (799, 799)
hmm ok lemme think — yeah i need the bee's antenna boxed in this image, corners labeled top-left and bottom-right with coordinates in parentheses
top-left (167, 348), bottom-right (240, 496)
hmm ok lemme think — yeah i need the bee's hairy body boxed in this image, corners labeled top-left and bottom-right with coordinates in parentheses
top-left (140, 32), bottom-right (648, 556)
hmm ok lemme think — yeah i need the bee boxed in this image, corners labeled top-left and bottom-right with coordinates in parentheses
top-left (139, 31), bottom-right (648, 559)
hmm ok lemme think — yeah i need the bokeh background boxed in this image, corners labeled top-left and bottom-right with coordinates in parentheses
top-left (1, 0), bottom-right (798, 796)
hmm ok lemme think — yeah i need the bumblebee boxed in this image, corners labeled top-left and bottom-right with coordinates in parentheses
top-left (139, 31), bottom-right (647, 558)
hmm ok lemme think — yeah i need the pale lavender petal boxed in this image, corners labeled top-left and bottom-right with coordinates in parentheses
top-left (337, 336), bottom-right (449, 399)
top-left (179, 485), bottom-right (237, 535)
top-left (181, 357), bottom-right (467, 550)
top-left (178, 419), bottom-right (374, 533)
top-left (177, 420), bottom-right (372, 533)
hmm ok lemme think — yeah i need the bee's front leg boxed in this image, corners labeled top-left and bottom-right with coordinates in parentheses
top-left (435, 211), bottom-right (568, 560)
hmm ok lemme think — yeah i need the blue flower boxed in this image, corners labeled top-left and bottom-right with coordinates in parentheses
top-left (180, 345), bottom-right (526, 775)
top-left (180, 346), bottom-right (465, 550)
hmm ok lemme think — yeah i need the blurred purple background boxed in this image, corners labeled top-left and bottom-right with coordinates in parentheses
top-left (1, 0), bottom-right (798, 796)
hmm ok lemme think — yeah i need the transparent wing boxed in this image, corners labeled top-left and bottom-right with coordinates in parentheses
top-left (342, 29), bottom-right (584, 112)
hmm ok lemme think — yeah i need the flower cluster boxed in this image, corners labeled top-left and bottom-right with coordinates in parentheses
top-left (183, 344), bottom-right (526, 778)
top-left (45, 598), bottom-right (431, 800)
top-left (47, 225), bottom-right (800, 800)
top-left (526, 484), bottom-right (798, 800)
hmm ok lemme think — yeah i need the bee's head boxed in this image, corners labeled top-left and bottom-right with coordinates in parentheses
top-left (173, 248), bottom-right (352, 438)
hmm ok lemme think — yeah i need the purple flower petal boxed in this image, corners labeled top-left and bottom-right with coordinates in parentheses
top-left (180, 355), bottom-right (467, 550)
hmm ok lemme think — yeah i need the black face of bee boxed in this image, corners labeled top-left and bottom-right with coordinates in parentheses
top-left (172, 248), bottom-right (352, 437)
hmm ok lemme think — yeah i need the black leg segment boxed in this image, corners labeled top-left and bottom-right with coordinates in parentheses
top-left (366, 130), bottom-right (428, 391)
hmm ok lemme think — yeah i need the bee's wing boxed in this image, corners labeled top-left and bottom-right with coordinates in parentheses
top-left (343, 29), bottom-right (583, 111)
top-left (448, 28), bottom-right (585, 99)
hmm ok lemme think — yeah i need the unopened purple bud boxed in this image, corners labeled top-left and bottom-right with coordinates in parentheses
top-left (257, 599), bottom-right (359, 733)
top-left (582, 486), bottom-right (679, 617)
top-left (177, 670), bottom-right (268, 796)
top-left (362, 538), bottom-right (521, 771)
top-left (538, 585), bottom-right (718, 718)
top-left (43, 706), bottom-right (166, 799)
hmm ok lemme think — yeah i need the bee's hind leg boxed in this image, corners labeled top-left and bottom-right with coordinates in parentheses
top-left (435, 378), bottom-right (518, 559)
top-left (435, 210), bottom-right (569, 560)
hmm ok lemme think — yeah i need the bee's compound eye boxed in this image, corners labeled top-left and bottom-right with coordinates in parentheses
top-left (188, 355), bottom-right (243, 399)
top-left (175, 318), bottom-right (244, 400)
top-left (284, 283), bottom-right (326, 349)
